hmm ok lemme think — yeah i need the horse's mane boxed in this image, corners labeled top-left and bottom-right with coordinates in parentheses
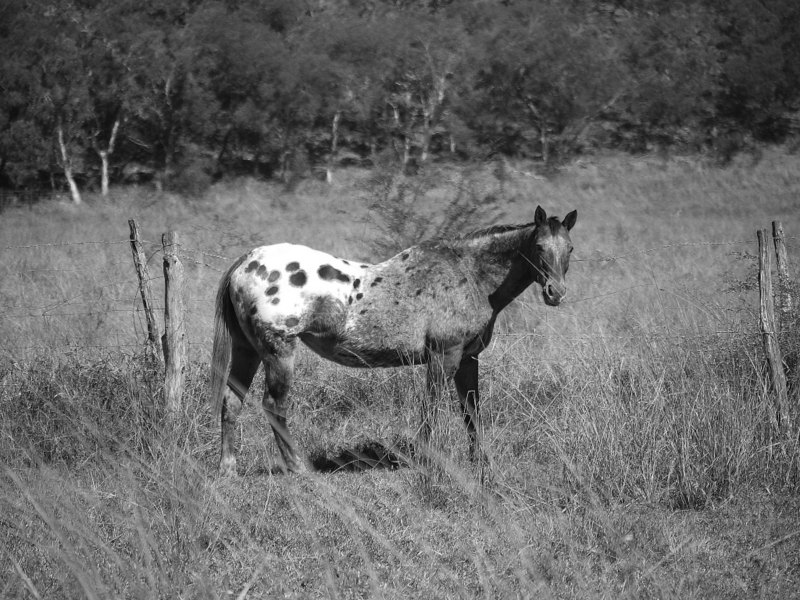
top-left (459, 222), bottom-right (534, 240)
top-left (460, 215), bottom-right (566, 241)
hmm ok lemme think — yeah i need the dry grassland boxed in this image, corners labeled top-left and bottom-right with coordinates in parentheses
top-left (2, 150), bottom-right (800, 598)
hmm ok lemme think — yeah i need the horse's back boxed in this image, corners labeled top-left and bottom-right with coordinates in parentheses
top-left (226, 241), bottom-right (495, 366)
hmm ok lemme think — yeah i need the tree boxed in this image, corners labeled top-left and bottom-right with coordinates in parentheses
top-left (188, 2), bottom-right (320, 181)
top-left (81, 2), bottom-right (137, 197)
top-left (713, 0), bottom-right (800, 142)
top-left (614, 3), bottom-right (721, 152)
top-left (0, 1), bottom-right (95, 202)
top-left (0, 1), bottom-right (51, 189)
top-left (470, 1), bottom-right (627, 163)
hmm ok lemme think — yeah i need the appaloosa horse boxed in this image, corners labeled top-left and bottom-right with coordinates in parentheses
top-left (210, 205), bottom-right (577, 475)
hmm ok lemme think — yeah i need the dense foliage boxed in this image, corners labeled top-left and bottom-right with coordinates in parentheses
top-left (1, 0), bottom-right (799, 193)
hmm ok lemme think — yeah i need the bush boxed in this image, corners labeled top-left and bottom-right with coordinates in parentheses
top-left (360, 164), bottom-right (505, 259)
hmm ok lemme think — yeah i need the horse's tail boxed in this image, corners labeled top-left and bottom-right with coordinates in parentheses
top-left (209, 255), bottom-right (247, 418)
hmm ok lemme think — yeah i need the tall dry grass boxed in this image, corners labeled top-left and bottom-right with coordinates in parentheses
top-left (2, 150), bottom-right (800, 598)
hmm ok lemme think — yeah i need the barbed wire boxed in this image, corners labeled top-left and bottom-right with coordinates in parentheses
top-left (4, 234), bottom-right (792, 271)
top-left (573, 240), bottom-right (752, 263)
top-left (0, 239), bottom-right (133, 251)
top-left (0, 231), bottom-right (793, 356)
top-left (0, 308), bottom-right (163, 320)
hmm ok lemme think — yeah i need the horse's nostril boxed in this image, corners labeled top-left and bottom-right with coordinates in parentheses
top-left (544, 280), bottom-right (566, 305)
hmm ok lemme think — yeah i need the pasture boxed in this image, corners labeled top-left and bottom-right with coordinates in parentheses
top-left (2, 151), bottom-right (800, 598)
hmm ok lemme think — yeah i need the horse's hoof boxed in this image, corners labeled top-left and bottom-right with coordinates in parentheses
top-left (286, 457), bottom-right (308, 474)
top-left (218, 457), bottom-right (238, 477)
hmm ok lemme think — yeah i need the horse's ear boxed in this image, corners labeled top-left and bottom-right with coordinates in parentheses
top-left (534, 205), bottom-right (547, 225)
top-left (563, 209), bottom-right (577, 231)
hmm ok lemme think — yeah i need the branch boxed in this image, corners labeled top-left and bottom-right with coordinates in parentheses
top-left (107, 117), bottom-right (120, 155)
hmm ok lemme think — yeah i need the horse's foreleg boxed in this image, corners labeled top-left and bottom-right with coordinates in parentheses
top-left (219, 344), bottom-right (260, 476)
top-left (263, 349), bottom-right (305, 474)
top-left (454, 355), bottom-right (487, 476)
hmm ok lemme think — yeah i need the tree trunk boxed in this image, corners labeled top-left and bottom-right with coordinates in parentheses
top-left (540, 123), bottom-right (549, 165)
top-left (97, 118), bottom-right (120, 198)
top-left (57, 122), bottom-right (82, 205)
top-left (524, 99), bottom-right (549, 164)
top-left (420, 73), bottom-right (448, 165)
top-left (327, 110), bottom-right (341, 184)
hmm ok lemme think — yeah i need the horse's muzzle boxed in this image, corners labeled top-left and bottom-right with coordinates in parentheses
top-left (543, 280), bottom-right (566, 306)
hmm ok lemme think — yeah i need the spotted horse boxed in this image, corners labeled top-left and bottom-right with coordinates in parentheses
top-left (210, 205), bottom-right (577, 476)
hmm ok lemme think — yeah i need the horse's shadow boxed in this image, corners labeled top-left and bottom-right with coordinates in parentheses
top-left (309, 439), bottom-right (412, 473)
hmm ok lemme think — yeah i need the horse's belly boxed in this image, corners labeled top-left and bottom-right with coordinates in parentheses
top-left (299, 332), bottom-right (424, 368)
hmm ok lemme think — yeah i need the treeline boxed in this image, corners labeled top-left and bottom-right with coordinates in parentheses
top-left (1, 0), bottom-right (799, 199)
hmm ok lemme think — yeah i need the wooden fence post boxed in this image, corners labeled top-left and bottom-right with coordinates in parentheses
top-left (757, 229), bottom-right (791, 437)
top-left (772, 220), bottom-right (793, 328)
top-left (128, 219), bottom-right (163, 365)
top-left (162, 231), bottom-right (186, 418)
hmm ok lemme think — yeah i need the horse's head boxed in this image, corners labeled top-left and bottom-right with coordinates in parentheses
top-left (530, 205), bottom-right (577, 306)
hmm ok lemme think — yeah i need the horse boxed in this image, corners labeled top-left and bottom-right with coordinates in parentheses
top-left (209, 205), bottom-right (577, 476)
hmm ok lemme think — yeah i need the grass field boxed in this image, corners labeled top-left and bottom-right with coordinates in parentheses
top-left (2, 150), bottom-right (800, 598)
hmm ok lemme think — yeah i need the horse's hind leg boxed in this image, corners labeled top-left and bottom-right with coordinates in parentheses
top-left (422, 344), bottom-right (462, 464)
top-left (220, 342), bottom-right (261, 476)
top-left (262, 341), bottom-right (305, 473)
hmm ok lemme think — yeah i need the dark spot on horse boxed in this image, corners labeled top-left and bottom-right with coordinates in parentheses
top-left (289, 271), bottom-right (307, 287)
top-left (342, 260), bottom-right (350, 265)
top-left (353, 279), bottom-right (360, 289)
top-left (285, 317), bottom-right (300, 328)
top-left (395, 281), bottom-right (401, 286)
top-left (348, 297), bottom-right (353, 305)
top-left (246, 260), bottom-right (259, 273)
top-left (415, 289), bottom-right (422, 296)
top-left (360, 264), bottom-right (368, 269)
top-left (318, 264), bottom-right (336, 280)
top-left (401, 252), bottom-right (409, 260)
top-left (268, 270), bottom-right (280, 282)
top-left (459, 277), bottom-right (468, 285)
top-left (266, 285), bottom-right (279, 296)
top-left (249, 305), bottom-right (258, 315)
top-left (394, 300), bottom-right (400, 305)
top-left (257, 265), bottom-right (268, 279)
top-left (271, 298), bottom-right (280, 305)
top-left (405, 266), bottom-right (414, 272)
top-left (370, 276), bottom-right (383, 287)
top-left (359, 309), bottom-right (368, 315)
top-left (356, 293), bottom-right (363, 300)
top-left (318, 264), bottom-right (350, 283)
top-left (286, 261), bottom-right (300, 272)
top-left (444, 285), bottom-right (451, 292)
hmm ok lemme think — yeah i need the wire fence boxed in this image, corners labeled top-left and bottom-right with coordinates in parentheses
top-left (0, 227), bottom-right (795, 360)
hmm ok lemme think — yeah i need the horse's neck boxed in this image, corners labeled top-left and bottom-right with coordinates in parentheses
top-left (455, 231), bottom-right (535, 311)
top-left (488, 258), bottom-right (534, 311)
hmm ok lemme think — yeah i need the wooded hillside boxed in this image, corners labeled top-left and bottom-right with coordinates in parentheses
top-left (2, 0), bottom-right (798, 196)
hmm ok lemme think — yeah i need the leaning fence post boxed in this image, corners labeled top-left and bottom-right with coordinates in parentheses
top-left (162, 231), bottom-right (186, 418)
top-left (128, 219), bottom-right (163, 365)
top-left (772, 221), bottom-right (793, 328)
top-left (757, 229), bottom-right (791, 437)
